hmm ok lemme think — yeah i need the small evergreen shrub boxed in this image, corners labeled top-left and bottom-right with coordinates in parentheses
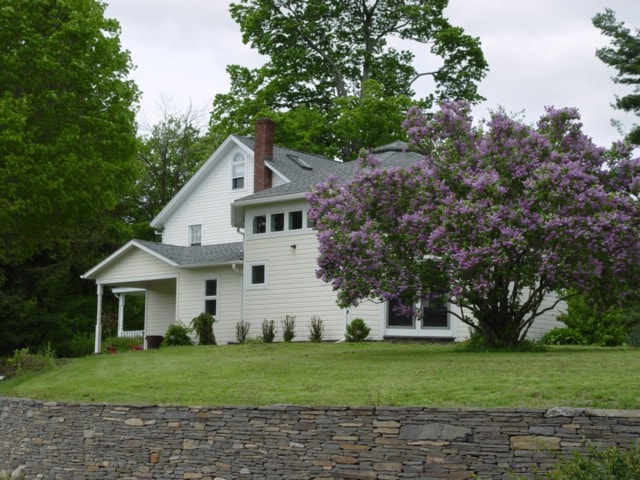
top-left (522, 441), bottom-right (640, 479)
top-left (191, 312), bottom-right (216, 345)
top-left (308, 316), bottom-right (324, 342)
top-left (261, 319), bottom-right (276, 343)
top-left (282, 315), bottom-right (296, 342)
top-left (162, 323), bottom-right (193, 346)
top-left (345, 318), bottom-right (370, 342)
top-left (235, 320), bottom-right (251, 344)
top-left (540, 327), bottom-right (586, 346)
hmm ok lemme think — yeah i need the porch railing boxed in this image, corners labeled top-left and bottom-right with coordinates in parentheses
top-left (118, 330), bottom-right (144, 339)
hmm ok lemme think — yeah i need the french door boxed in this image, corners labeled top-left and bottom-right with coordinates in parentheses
top-left (385, 298), bottom-right (456, 338)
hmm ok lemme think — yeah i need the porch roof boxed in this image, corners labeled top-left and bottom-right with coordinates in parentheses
top-left (135, 240), bottom-right (244, 267)
top-left (82, 240), bottom-right (244, 280)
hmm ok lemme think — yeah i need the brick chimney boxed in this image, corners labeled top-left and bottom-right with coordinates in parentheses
top-left (253, 118), bottom-right (274, 192)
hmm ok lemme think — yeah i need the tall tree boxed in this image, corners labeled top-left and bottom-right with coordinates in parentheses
top-left (0, 0), bottom-right (139, 355)
top-left (136, 103), bottom-right (212, 225)
top-left (211, 0), bottom-right (487, 159)
top-left (0, 0), bottom-right (139, 264)
top-left (308, 102), bottom-right (640, 348)
top-left (593, 9), bottom-right (640, 145)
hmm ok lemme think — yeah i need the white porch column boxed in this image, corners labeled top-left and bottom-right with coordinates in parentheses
top-left (116, 293), bottom-right (126, 337)
top-left (94, 284), bottom-right (103, 354)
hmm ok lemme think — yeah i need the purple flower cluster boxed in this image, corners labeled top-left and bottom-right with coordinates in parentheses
top-left (308, 101), bottom-right (640, 346)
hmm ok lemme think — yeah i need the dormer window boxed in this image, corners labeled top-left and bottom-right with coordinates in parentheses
top-left (189, 224), bottom-right (202, 246)
top-left (231, 154), bottom-right (246, 190)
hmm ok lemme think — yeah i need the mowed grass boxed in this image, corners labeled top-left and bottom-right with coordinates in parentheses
top-left (1, 342), bottom-right (638, 409)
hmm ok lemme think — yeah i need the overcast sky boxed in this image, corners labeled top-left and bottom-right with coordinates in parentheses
top-left (104, 0), bottom-right (640, 151)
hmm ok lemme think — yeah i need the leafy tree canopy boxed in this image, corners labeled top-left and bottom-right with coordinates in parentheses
top-left (210, 0), bottom-right (488, 159)
top-left (593, 8), bottom-right (640, 145)
top-left (0, 0), bottom-right (139, 264)
top-left (134, 103), bottom-right (212, 228)
top-left (308, 101), bottom-right (640, 348)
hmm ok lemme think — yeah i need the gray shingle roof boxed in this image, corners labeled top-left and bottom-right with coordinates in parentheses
top-left (136, 240), bottom-right (243, 266)
top-left (234, 140), bottom-right (425, 204)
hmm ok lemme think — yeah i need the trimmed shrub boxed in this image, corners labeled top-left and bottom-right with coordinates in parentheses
top-left (308, 316), bottom-right (324, 342)
top-left (235, 320), bottom-right (251, 344)
top-left (345, 318), bottom-right (370, 342)
top-left (191, 312), bottom-right (216, 345)
top-left (540, 327), bottom-right (586, 346)
top-left (163, 323), bottom-right (193, 346)
top-left (262, 319), bottom-right (276, 343)
top-left (282, 315), bottom-right (296, 342)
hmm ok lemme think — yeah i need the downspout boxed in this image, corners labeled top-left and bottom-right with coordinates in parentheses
top-left (234, 226), bottom-right (245, 322)
top-left (94, 284), bottom-right (103, 354)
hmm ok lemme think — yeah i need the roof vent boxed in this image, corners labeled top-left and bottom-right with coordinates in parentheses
top-left (287, 154), bottom-right (313, 170)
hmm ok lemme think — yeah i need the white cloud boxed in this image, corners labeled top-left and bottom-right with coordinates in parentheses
top-left (105, 0), bottom-right (640, 150)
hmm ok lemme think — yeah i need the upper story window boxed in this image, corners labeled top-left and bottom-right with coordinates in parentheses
top-left (271, 212), bottom-right (285, 232)
top-left (189, 224), bottom-right (202, 246)
top-left (289, 211), bottom-right (303, 230)
top-left (253, 215), bottom-right (266, 234)
top-left (231, 154), bottom-right (246, 190)
top-left (250, 208), bottom-right (308, 237)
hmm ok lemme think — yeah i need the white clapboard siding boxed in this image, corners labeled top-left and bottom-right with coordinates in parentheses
top-left (96, 248), bottom-right (175, 284)
top-left (162, 146), bottom-right (252, 246)
top-left (145, 281), bottom-right (177, 336)
top-left (176, 267), bottom-right (243, 345)
top-left (243, 232), bottom-right (385, 341)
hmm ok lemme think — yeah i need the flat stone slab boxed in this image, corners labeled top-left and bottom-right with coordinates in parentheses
top-left (399, 423), bottom-right (472, 441)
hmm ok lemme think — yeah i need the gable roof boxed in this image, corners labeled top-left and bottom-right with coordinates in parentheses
top-left (150, 135), bottom-right (254, 229)
top-left (82, 240), bottom-right (244, 280)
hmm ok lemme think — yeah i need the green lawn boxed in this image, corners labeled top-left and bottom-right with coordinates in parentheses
top-left (1, 342), bottom-right (638, 409)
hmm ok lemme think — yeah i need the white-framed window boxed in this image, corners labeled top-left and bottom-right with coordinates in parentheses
top-left (204, 278), bottom-right (218, 316)
top-left (189, 224), bottom-right (202, 246)
top-left (249, 208), bottom-right (309, 236)
top-left (271, 212), bottom-right (285, 232)
top-left (289, 210), bottom-right (303, 230)
top-left (253, 215), bottom-right (266, 234)
top-left (231, 153), bottom-right (246, 190)
top-left (249, 263), bottom-right (267, 287)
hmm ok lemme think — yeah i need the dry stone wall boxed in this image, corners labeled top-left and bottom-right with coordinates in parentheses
top-left (1, 397), bottom-right (639, 479)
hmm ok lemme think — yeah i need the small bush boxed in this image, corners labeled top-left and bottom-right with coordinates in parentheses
top-left (235, 320), bottom-right (251, 344)
top-left (163, 323), bottom-right (193, 346)
top-left (558, 293), bottom-right (628, 346)
top-left (4, 346), bottom-right (57, 377)
top-left (59, 331), bottom-right (95, 358)
top-left (262, 319), bottom-right (276, 343)
top-left (540, 327), bottom-right (586, 346)
top-left (191, 312), bottom-right (216, 345)
top-left (522, 441), bottom-right (640, 479)
top-left (308, 316), bottom-right (324, 342)
top-left (282, 315), bottom-right (296, 342)
top-left (345, 318), bottom-right (370, 342)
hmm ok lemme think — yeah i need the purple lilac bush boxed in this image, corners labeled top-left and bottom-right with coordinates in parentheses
top-left (308, 101), bottom-right (640, 347)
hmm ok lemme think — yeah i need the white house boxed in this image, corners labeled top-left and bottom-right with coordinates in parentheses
top-left (82, 119), bottom-right (563, 351)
